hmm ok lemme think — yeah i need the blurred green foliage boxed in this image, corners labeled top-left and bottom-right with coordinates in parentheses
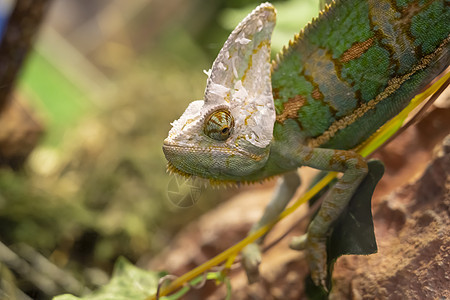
top-left (18, 51), bottom-right (92, 146)
top-left (54, 258), bottom-right (162, 300)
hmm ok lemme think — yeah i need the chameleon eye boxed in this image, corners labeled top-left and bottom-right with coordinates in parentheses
top-left (204, 110), bottom-right (234, 141)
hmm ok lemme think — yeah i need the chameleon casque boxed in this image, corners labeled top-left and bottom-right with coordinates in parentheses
top-left (163, 0), bottom-right (450, 288)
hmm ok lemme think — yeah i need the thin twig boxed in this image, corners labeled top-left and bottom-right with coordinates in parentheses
top-left (156, 275), bottom-right (178, 300)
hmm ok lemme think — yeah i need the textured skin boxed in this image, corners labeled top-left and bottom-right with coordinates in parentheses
top-left (272, 0), bottom-right (450, 151)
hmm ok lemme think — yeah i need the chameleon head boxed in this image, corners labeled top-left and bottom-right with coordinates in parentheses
top-left (163, 3), bottom-right (276, 182)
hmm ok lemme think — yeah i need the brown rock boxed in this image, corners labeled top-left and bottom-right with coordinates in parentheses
top-left (331, 135), bottom-right (450, 299)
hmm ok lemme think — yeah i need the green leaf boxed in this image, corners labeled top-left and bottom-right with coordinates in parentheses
top-left (328, 160), bottom-right (383, 258)
top-left (306, 160), bottom-right (384, 295)
top-left (305, 275), bottom-right (328, 300)
top-left (53, 257), bottom-right (163, 300)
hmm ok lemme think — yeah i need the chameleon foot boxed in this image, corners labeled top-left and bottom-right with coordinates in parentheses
top-left (290, 233), bottom-right (327, 289)
top-left (241, 243), bottom-right (262, 283)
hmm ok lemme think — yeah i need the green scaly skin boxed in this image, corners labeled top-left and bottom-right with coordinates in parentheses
top-left (271, 0), bottom-right (450, 150)
top-left (163, 0), bottom-right (449, 289)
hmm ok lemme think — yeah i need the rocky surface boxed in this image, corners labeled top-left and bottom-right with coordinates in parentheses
top-left (146, 107), bottom-right (450, 299)
top-left (331, 132), bottom-right (450, 299)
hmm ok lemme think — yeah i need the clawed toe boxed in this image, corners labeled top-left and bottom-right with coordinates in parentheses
top-left (289, 233), bottom-right (307, 250)
top-left (241, 243), bottom-right (262, 283)
top-left (290, 234), bottom-right (328, 289)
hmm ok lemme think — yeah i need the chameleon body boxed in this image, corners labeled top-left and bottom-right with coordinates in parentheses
top-left (163, 0), bottom-right (450, 288)
top-left (273, 0), bottom-right (449, 151)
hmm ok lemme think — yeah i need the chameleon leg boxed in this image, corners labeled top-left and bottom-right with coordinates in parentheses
top-left (242, 170), bottom-right (300, 283)
top-left (289, 147), bottom-right (368, 288)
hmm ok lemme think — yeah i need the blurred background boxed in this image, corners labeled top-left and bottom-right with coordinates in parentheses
top-left (0, 0), bottom-right (318, 299)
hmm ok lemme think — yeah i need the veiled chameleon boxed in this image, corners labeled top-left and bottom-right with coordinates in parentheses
top-left (163, 0), bottom-right (449, 288)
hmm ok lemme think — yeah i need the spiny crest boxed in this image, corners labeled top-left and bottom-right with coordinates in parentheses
top-left (166, 3), bottom-right (277, 149)
top-left (166, 162), bottom-right (192, 179)
top-left (271, 0), bottom-right (338, 70)
top-left (209, 174), bottom-right (277, 187)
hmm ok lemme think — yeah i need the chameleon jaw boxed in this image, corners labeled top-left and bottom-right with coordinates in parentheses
top-left (166, 162), bottom-right (236, 187)
top-left (165, 161), bottom-right (275, 188)
top-left (163, 140), bottom-right (271, 186)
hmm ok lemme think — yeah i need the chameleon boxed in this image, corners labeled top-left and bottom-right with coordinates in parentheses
top-left (163, 0), bottom-right (450, 289)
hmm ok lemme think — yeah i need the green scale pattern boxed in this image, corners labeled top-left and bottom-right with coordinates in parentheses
top-left (271, 0), bottom-right (450, 150)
